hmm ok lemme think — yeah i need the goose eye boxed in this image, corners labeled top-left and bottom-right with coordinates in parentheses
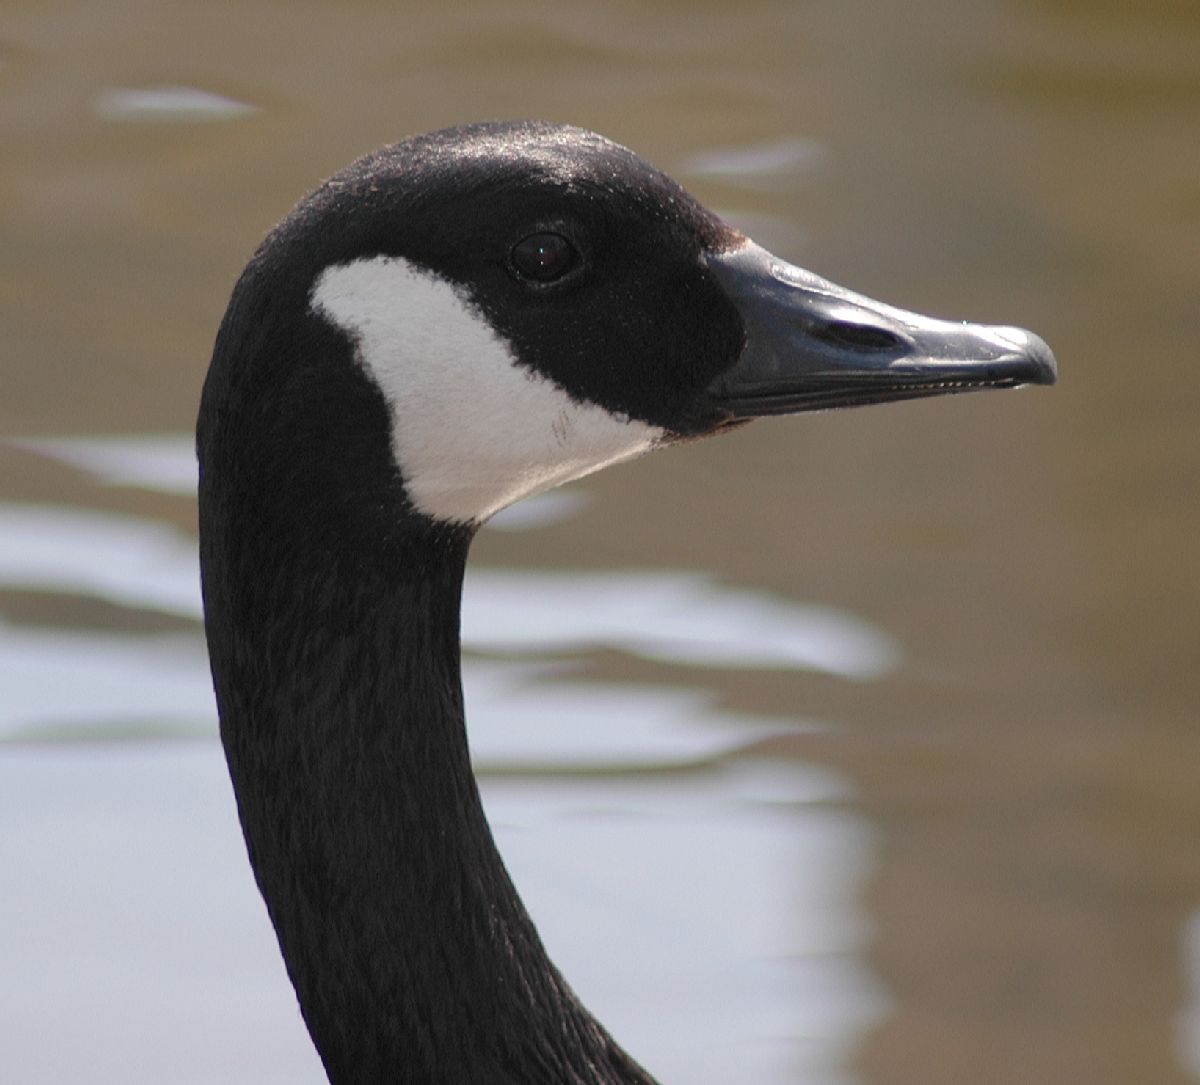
top-left (511, 232), bottom-right (578, 283)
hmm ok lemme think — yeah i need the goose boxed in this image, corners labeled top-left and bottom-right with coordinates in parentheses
top-left (197, 120), bottom-right (1055, 1085)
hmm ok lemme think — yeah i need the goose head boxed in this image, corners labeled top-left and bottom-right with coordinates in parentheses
top-left (202, 120), bottom-right (1054, 536)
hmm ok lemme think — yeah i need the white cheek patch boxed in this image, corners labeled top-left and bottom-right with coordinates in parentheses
top-left (310, 256), bottom-right (664, 524)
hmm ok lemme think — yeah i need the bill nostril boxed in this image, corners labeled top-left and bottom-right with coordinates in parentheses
top-left (810, 320), bottom-right (905, 352)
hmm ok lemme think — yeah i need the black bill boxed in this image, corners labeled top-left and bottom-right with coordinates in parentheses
top-left (706, 242), bottom-right (1057, 418)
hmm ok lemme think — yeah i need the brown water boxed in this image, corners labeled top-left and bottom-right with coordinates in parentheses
top-left (3, 1), bottom-right (1199, 1082)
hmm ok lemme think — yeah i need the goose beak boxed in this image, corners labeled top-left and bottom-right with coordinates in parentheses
top-left (705, 242), bottom-right (1056, 418)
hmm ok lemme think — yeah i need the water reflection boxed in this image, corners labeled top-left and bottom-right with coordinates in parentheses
top-left (0, 495), bottom-right (896, 751)
top-left (465, 569), bottom-right (898, 681)
top-left (0, 743), bottom-right (885, 1085)
top-left (15, 435), bottom-right (200, 496)
top-left (92, 85), bottom-right (259, 124)
top-left (0, 503), bottom-right (202, 620)
top-left (1180, 911), bottom-right (1200, 1080)
top-left (0, 622), bottom-right (211, 742)
top-left (14, 433), bottom-right (590, 529)
top-left (0, 744), bottom-right (328, 1085)
top-left (680, 136), bottom-right (830, 191)
top-left (492, 769), bottom-right (887, 1084)
top-left (0, 456), bottom-right (898, 1082)
top-left (0, 455), bottom-right (900, 681)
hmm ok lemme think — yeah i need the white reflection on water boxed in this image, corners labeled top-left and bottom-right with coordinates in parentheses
top-left (0, 505), bottom-right (203, 619)
top-left (1179, 910), bottom-right (1200, 1079)
top-left (14, 436), bottom-right (589, 531)
top-left (0, 745), bottom-right (326, 1085)
top-left (680, 137), bottom-right (830, 190)
top-left (0, 494), bottom-right (895, 1083)
top-left (15, 435), bottom-right (201, 496)
top-left (491, 768), bottom-right (886, 1085)
top-left (0, 503), bottom-right (899, 680)
top-left (0, 623), bottom-right (213, 741)
top-left (92, 86), bottom-right (259, 123)
top-left (12, 436), bottom-right (897, 678)
top-left (0, 746), bottom-right (885, 1085)
top-left (465, 660), bottom-right (823, 770)
top-left (0, 628), bottom-right (808, 769)
top-left (466, 569), bottom-right (897, 680)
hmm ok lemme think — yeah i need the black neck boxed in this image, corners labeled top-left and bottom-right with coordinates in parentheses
top-left (200, 513), bottom-right (656, 1085)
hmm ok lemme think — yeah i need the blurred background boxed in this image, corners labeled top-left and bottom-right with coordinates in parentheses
top-left (2, 1), bottom-right (1198, 1083)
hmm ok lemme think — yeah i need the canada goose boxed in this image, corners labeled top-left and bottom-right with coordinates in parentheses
top-left (197, 120), bottom-right (1055, 1084)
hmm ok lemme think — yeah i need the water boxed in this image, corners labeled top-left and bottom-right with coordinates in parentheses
top-left (0, 467), bottom-right (889, 1084)
top-left (3, 2), bottom-right (1200, 1082)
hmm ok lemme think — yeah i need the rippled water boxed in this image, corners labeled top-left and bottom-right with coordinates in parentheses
top-left (3, 2), bottom-right (1199, 1083)
top-left (0, 439), bottom-right (893, 1083)
top-left (0, 746), bottom-right (883, 1085)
